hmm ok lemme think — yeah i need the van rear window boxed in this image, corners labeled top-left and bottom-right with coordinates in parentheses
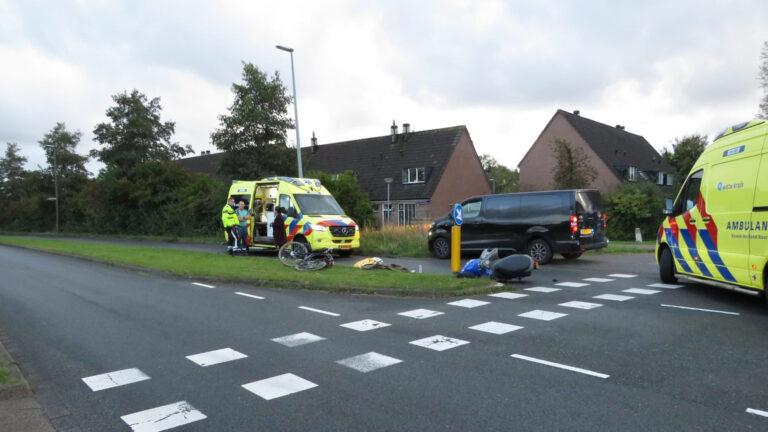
top-left (575, 191), bottom-right (602, 214)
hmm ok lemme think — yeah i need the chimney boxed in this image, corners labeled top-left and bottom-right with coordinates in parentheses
top-left (311, 131), bottom-right (318, 154)
top-left (573, 110), bottom-right (580, 116)
top-left (391, 120), bottom-right (398, 143)
top-left (403, 123), bottom-right (411, 134)
top-left (615, 125), bottom-right (625, 130)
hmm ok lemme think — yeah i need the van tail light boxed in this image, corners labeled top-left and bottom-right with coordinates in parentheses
top-left (602, 214), bottom-right (607, 229)
top-left (570, 215), bottom-right (578, 233)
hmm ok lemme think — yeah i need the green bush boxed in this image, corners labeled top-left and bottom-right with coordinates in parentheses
top-left (604, 183), bottom-right (665, 241)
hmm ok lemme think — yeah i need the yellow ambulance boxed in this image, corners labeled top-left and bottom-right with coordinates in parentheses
top-left (226, 176), bottom-right (360, 252)
top-left (656, 120), bottom-right (768, 302)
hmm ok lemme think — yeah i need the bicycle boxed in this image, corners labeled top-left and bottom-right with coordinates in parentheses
top-left (278, 241), bottom-right (334, 271)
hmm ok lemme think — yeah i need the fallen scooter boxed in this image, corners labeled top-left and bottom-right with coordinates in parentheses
top-left (458, 248), bottom-right (538, 282)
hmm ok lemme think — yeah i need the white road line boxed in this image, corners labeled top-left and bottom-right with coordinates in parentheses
top-left (746, 408), bottom-right (768, 418)
top-left (82, 368), bottom-right (150, 392)
top-left (121, 401), bottom-right (206, 432)
top-left (525, 287), bottom-right (561, 293)
top-left (447, 299), bottom-right (491, 308)
top-left (488, 292), bottom-right (528, 300)
top-left (518, 310), bottom-right (567, 321)
top-left (191, 282), bottom-right (215, 289)
top-left (623, 288), bottom-right (660, 295)
top-left (398, 309), bottom-right (444, 319)
top-left (556, 282), bottom-right (589, 288)
top-left (235, 292), bottom-right (264, 300)
top-left (608, 273), bottom-right (637, 278)
top-left (648, 283), bottom-right (683, 289)
top-left (559, 301), bottom-right (602, 310)
top-left (336, 352), bottom-right (402, 373)
top-left (242, 373), bottom-right (317, 400)
top-left (469, 321), bottom-right (523, 334)
top-left (272, 332), bottom-right (326, 347)
top-left (583, 277), bottom-right (614, 283)
top-left (409, 335), bottom-right (470, 351)
top-left (511, 354), bottom-right (609, 379)
top-left (298, 306), bottom-right (340, 316)
top-left (340, 319), bottom-right (391, 331)
top-left (593, 294), bottom-right (634, 302)
top-left (186, 348), bottom-right (247, 367)
top-left (661, 304), bottom-right (740, 316)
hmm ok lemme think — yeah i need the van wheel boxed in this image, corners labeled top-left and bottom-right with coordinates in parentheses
top-left (659, 247), bottom-right (677, 283)
top-left (432, 237), bottom-right (451, 259)
top-left (527, 239), bottom-right (552, 265)
top-left (561, 252), bottom-right (582, 260)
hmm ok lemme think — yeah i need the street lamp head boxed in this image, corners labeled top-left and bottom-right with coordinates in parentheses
top-left (384, 177), bottom-right (394, 184)
top-left (276, 45), bottom-right (294, 53)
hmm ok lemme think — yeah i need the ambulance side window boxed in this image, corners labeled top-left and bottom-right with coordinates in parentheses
top-left (674, 170), bottom-right (703, 215)
top-left (279, 194), bottom-right (294, 214)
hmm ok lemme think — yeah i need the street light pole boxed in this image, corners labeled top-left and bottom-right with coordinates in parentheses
top-left (53, 146), bottom-right (59, 233)
top-left (276, 45), bottom-right (303, 178)
top-left (384, 177), bottom-right (393, 225)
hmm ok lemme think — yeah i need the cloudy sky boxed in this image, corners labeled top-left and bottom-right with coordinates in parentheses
top-left (1, 0), bottom-right (766, 174)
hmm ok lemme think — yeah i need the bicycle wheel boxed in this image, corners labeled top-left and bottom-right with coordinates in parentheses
top-left (278, 242), bottom-right (308, 267)
top-left (295, 258), bottom-right (328, 271)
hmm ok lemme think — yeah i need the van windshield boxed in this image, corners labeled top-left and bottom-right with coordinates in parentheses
top-left (575, 191), bottom-right (602, 214)
top-left (294, 194), bottom-right (345, 215)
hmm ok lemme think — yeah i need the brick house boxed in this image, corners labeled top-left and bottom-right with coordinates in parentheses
top-left (305, 123), bottom-right (491, 225)
top-left (518, 109), bottom-right (675, 193)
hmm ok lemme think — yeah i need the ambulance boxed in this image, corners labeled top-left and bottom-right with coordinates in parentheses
top-left (226, 177), bottom-right (360, 252)
top-left (656, 119), bottom-right (768, 303)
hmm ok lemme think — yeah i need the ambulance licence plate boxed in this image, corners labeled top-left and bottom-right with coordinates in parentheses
top-left (580, 228), bottom-right (593, 235)
top-left (340, 245), bottom-right (352, 250)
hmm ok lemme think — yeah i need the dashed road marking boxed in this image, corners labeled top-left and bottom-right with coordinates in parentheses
top-left (272, 332), bottom-right (326, 347)
top-left (511, 354), bottom-right (609, 379)
top-left (298, 306), bottom-right (340, 316)
top-left (242, 373), bottom-right (318, 400)
top-left (186, 348), bottom-right (247, 367)
top-left (593, 294), bottom-right (634, 302)
top-left (398, 309), bottom-right (444, 319)
top-left (469, 321), bottom-right (523, 334)
top-left (583, 277), bottom-right (614, 283)
top-left (336, 352), bottom-right (402, 373)
top-left (191, 282), bottom-right (215, 289)
top-left (447, 299), bottom-right (491, 308)
top-left (623, 288), bottom-right (660, 295)
top-left (121, 401), bottom-right (206, 432)
top-left (559, 301), bottom-right (602, 310)
top-left (661, 304), bottom-right (740, 316)
top-left (340, 319), bottom-right (391, 331)
top-left (608, 273), bottom-right (637, 278)
top-left (518, 310), bottom-right (567, 321)
top-left (525, 287), bottom-right (561, 293)
top-left (82, 368), bottom-right (150, 392)
top-left (648, 283), bottom-right (683, 289)
top-left (409, 335), bottom-right (470, 351)
top-left (555, 282), bottom-right (590, 287)
top-left (235, 291), bottom-right (264, 300)
top-left (488, 292), bottom-right (528, 300)
top-left (746, 408), bottom-right (768, 418)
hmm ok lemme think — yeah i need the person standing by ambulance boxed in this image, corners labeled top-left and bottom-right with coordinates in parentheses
top-left (221, 197), bottom-right (239, 255)
top-left (236, 200), bottom-right (251, 253)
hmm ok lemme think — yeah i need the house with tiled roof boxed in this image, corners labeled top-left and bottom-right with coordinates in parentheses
top-left (306, 123), bottom-right (491, 224)
top-left (518, 109), bottom-right (675, 193)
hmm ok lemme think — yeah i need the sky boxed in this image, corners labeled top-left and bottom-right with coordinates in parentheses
top-left (1, 0), bottom-right (766, 175)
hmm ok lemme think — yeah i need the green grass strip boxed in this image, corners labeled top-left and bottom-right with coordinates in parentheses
top-left (0, 366), bottom-right (8, 384)
top-left (0, 237), bottom-right (493, 296)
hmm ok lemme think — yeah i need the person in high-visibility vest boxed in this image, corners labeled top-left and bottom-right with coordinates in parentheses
top-left (221, 197), bottom-right (240, 255)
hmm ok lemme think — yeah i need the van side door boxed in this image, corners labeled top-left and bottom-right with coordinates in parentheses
top-left (458, 199), bottom-right (484, 251)
top-left (482, 194), bottom-right (521, 252)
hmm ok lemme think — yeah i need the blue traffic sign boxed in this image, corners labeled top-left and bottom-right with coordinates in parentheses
top-left (452, 204), bottom-right (464, 226)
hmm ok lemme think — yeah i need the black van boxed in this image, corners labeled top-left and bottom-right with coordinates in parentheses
top-left (428, 189), bottom-right (608, 264)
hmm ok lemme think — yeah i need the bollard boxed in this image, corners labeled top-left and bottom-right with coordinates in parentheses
top-left (635, 227), bottom-right (643, 243)
top-left (451, 225), bottom-right (461, 273)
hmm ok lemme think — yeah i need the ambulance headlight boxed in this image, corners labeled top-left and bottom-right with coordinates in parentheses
top-left (312, 224), bottom-right (327, 232)
top-left (355, 225), bottom-right (359, 232)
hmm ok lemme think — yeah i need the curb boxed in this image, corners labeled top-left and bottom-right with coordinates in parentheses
top-left (0, 337), bottom-right (31, 401)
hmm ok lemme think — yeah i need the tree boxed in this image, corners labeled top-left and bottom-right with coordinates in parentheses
top-left (92, 89), bottom-right (192, 173)
top-left (551, 139), bottom-right (596, 189)
top-left (212, 62), bottom-right (297, 179)
top-left (308, 170), bottom-right (375, 228)
top-left (480, 154), bottom-right (519, 193)
top-left (604, 183), bottom-right (664, 241)
top-left (661, 134), bottom-right (707, 184)
top-left (759, 41), bottom-right (768, 119)
top-left (0, 142), bottom-right (27, 200)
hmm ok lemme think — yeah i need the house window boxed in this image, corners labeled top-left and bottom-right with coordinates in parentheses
top-left (657, 172), bottom-right (674, 186)
top-left (666, 173), bottom-right (674, 186)
top-left (628, 166), bottom-right (637, 182)
top-left (399, 203), bottom-right (416, 225)
top-left (403, 167), bottom-right (425, 184)
top-left (382, 203), bottom-right (393, 223)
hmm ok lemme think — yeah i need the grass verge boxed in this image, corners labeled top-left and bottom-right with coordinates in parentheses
top-left (0, 237), bottom-right (492, 296)
top-left (0, 365), bottom-right (8, 384)
top-left (359, 224), bottom-right (431, 257)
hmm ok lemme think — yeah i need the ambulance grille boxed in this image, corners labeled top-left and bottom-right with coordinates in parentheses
top-left (330, 226), bottom-right (355, 237)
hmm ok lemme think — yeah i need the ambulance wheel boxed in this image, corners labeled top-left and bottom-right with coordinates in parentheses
top-left (527, 239), bottom-right (552, 265)
top-left (659, 247), bottom-right (677, 283)
top-left (432, 237), bottom-right (450, 259)
top-left (295, 236), bottom-right (311, 252)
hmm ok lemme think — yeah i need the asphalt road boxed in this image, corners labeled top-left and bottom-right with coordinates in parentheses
top-left (1, 245), bottom-right (768, 431)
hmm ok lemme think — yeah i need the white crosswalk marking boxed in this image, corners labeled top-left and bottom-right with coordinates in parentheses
top-left (272, 332), bottom-right (326, 347)
top-left (186, 348), bottom-right (247, 367)
top-left (608, 273), bottom-right (637, 278)
top-left (336, 352), bottom-right (402, 372)
top-left (469, 322), bottom-right (523, 334)
top-left (488, 292), bottom-right (528, 300)
top-left (518, 310), bottom-right (567, 321)
top-left (447, 299), bottom-right (491, 308)
top-left (556, 282), bottom-right (589, 287)
top-left (559, 301), bottom-right (602, 310)
top-left (121, 401), bottom-right (206, 432)
top-left (623, 288), bottom-right (660, 295)
top-left (340, 319), bottom-right (391, 331)
top-left (398, 309), bottom-right (444, 319)
top-left (593, 294), bottom-right (634, 302)
top-left (242, 373), bottom-right (318, 400)
top-left (82, 368), bottom-right (150, 392)
top-left (525, 287), bottom-right (561, 293)
top-left (583, 278), bottom-right (614, 282)
top-left (409, 335), bottom-right (470, 351)
top-left (647, 283), bottom-right (683, 289)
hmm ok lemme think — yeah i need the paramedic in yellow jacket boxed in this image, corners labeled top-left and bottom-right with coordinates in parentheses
top-left (221, 197), bottom-right (240, 255)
